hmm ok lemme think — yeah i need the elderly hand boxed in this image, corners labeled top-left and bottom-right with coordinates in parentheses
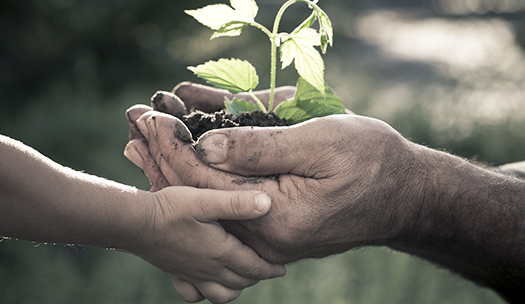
top-left (126, 82), bottom-right (525, 302)
top-left (126, 108), bottom-right (525, 302)
top-left (125, 108), bottom-right (415, 263)
top-left (146, 82), bottom-right (352, 118)
top-left (165, 82), bottom-right (297, 114)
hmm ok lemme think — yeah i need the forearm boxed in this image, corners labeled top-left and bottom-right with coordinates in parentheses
top-left (0, 135), bottom-right (150, 249)
top-left (392, 143), bottom-right (525, 301)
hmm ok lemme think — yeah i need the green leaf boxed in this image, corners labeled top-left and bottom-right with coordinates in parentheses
top-left (313, 6), bottom-right (333, 54)
top-left (212, 21), bottom-right (249, 39)
top-left (224, 97), bottom-right (264, 116)
top-left (185, 0), bottom-right (258, 39)
top-left (292, 12), bottom-right (316, 35)
top-left (290, 6), bottom-right (333, 54)
top-left (230, 0), bottom-right (258, 20)
top-left (188, 58), bottom-right (259, 94)
top-left (280, 28), bottom-right (325, 93)
top-left (275, 77), bottom-right (345, 124)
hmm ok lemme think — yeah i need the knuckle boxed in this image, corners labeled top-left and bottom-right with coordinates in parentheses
top-left (225, 277), bottom-right (257, 290)
top-left (236, 131), bottom-right (264, 170)
top-left (244, 265), bottom-right (265, 279)
top-left (228, 193), bottom-right (247, 217)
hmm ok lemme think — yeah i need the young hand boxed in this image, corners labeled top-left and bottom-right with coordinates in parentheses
top-left (129, 187), bottom-right (285, 304)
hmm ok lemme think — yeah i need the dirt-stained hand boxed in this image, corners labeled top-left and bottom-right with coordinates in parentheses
top-left (125, 110), bottom-right (416, 264)
top-left (170, 82), bottom-right (297, 113)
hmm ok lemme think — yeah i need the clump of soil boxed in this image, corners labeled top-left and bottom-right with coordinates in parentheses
top-left (151, 91), bottom-right (290, 141)
top-left (150, 91), bottom-right (288, 184)
top-left (181, 109), bottom-right (290, 141)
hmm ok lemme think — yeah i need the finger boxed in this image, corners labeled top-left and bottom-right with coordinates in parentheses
top-left (174, 82), bottom-right (297, 113)
top-left (180, 189), bottom-right (287, 279)
top-left (235, 86), bottom-right (296, 108)
top-left (124, 139), bottom-right (172, 189)
top-left (173, 82), bottom-right (233, 113)
top-left (124, 139), bottom-right (146, 169)
top-left (137, 111), bottom-right (275, 191)
top-left (223, 241), bottom-right (287, 280)
top-left (189, 264), bottom-right (260, 290)
top-left (135, 112), bottom-right (196, 187)
top-left (126, 105), bottom-right (152, 140)
top-left (150, 91), bottom-right (187, 118)
top-left (191, 281), bottom-right (242, 304)
top-left (184, 188), bottom-right (272, 221)
top-left (194, 115), bottom-right (346, 177)
top-left (220, 220), bottom-right (290, 264)
top-left (170, 277), bottom-right (205, 303)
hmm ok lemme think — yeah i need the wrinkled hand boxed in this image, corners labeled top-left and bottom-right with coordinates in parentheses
top-left (126, 82), bottom-right (298, 192)
top-left (125, 108), bottom-right (415, 264)
top-left (125, 186), bottom-right (285, 304)
top-left (170, 82), bottom-right (297, 114)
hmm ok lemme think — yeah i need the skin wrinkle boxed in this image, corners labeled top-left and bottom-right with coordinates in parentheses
top-left (272, 177), bottom-right (316, 244)
top-left (127, 96), bottom-right (525, 301)
top-left (124, 108), bottom-right (290, 302)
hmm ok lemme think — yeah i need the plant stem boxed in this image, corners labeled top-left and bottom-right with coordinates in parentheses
top-left (249, 22), bottom-right (272, 38)
top-left (248, 20), bottom-right (278, 112)
top-left (253, 0), bottom-right (317, 112)
top-left (248, 91), bottom-right (267, 113)
top-left (268, 0), bottom-right (299, 112)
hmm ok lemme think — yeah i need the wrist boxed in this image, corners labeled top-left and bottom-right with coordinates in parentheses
top-left (110, 189), bottom-right (157, 252)
top-left (394, 145), bottom-right (525, 248)
top-left (389, 143), bottom-right (525, 294)
top-left (392, 144), bottom-right (478, 246)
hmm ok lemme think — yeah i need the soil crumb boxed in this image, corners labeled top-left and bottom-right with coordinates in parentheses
top-left (180, 109), bottom-right (289, 141)
top-left (232, 175), bottom-right (279, 185)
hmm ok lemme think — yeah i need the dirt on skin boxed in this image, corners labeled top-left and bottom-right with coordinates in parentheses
top-left (150, 91), bottom-right (289, 184)
top-left (183, 109), bottom-right (288, 184)
top-left (150, 90), bottom-right (290, 141)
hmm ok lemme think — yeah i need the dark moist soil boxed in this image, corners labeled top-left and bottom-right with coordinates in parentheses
top-left (180, 109), bottom-right (289, 184)
top-left (180, 109), bottom-right (290, 141)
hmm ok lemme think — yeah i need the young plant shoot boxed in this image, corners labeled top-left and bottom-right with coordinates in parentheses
top-left (186, 0), bottom-right (345, 124)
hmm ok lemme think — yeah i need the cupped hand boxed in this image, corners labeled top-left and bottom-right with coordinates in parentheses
top-left (170, 82), bottom-right (297, 113)
top-left (133, 82), bottom-right (297, 119)
top-left (125, 186), bottom-right (285, 304)
top-left (149, 82), bottom-right (353, 116)
top-left (125, 109), bottom-right (418, 264)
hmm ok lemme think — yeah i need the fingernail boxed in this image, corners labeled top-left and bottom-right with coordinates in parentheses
top-left (125, 146), bottom-right (144, 168)
top-left (136, 118), bottom-right (149, 139)
top-left (198, 133), bottom-right (228, 164)
top-left (254, 192), bottom-right (271, 213)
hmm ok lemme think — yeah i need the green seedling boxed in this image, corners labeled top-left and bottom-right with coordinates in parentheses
top-left (186, 0), bottom-right (345, 124)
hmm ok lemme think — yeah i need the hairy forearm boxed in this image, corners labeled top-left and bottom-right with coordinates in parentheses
top-left (392, 143), bottom-right (525, 302)
top-left (0, 135), bottom-right (150, 249)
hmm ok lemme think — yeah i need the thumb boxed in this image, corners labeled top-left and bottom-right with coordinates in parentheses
top-left (192, 189), bottom-right (273, 223)
top-left (194, 117), bottom-right (333, 176)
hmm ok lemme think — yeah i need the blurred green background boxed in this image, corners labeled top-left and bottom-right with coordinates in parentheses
top-left (1, 0), bottom-right (524, 303)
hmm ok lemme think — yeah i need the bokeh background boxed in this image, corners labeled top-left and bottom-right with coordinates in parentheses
top-left (1, 0), bottom-right (524, 303)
